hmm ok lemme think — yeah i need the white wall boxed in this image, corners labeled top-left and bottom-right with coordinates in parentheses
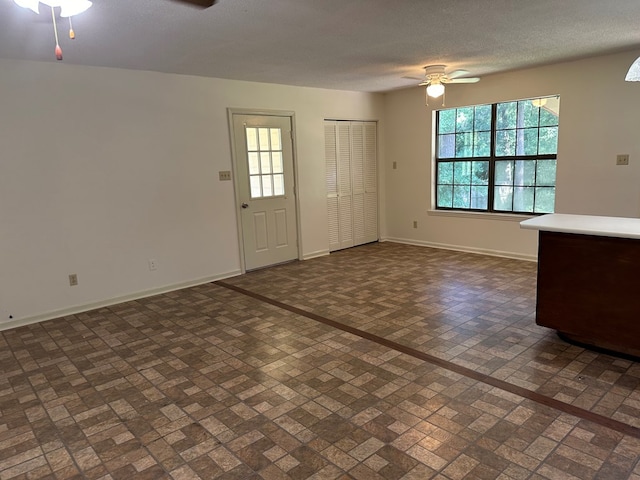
top-left (6, 49), bottom-right (640, 329)
top-left (383, 50), bottom-right (640, 259)
top-left (0, 59), bottom-right (384, 328)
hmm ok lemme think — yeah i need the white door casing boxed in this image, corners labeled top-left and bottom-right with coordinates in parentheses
top-left (232, 113), bottom-right (298, 270)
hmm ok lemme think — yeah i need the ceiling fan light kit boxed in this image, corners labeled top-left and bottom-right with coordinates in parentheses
top-left (14, 0), bottom-right (92, 17)
top-left (625, 56), bottom-right (640, 82)
top-left (426, 82), bottom-right (445, 98)
top-left (420, 64), bottom-right (480, 107)
top-left (12, 0), bottom-right (216, 62)
top-left (531, 98), bottom-right (548, 108)
top-left (13, 0), bottom-right (93, 60)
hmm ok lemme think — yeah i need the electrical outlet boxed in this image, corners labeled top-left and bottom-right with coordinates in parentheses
top-left (393, 161), bottom-right (397, 170)
top-left (413, 220), bottom-right (418, 229)
top-left (69, 274), bottom-right (78, 286)
top-left (148, 259), bottom-right (158, 271)
top-left (219, 171), bottom-right (232, 181)
top-left (616, 154), bottom-right (629, 166)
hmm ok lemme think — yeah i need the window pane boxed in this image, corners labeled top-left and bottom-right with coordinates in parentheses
top-left (246, 128), bottom-right (258, 151)
top-left (250, 176), bottom-right (262, 198)
top-left (496, 102), bottom-right (517, 130)
top-left (496, 130), bottom-right (516, 156)
top-left (453, 185), bottom-right (471, 208)
top-left (514, 160), bottom-right (536, 186)
top-left (258, 128), bottom-right (270, 150)
top-left (495, 161), bottom-right (514, 186)
top-left (536, 160), bottom-right (557, 186)
top-left (260, 152), bottom-right (271, 174)
top-left (474, 131), bottom-right (491, 157)
top-left (535, 187), bottom-right (556, 213)
top-left (438, 109), bottom-right (456, 134)
top-left (248, 152), bottom-right (260, 175)
top-left (262, 175), bottom-right (273, 196)
top-left (494, 186), bottom-right (513, 211)
top-left (471, 186), bottom-right (488, 209)
top-left (273, 174), bottom-right (284, 196)
top-left (538, 127), bottom-right (558, 154)
top-left (513, 186), bottom-right (535, 212)
top-left (472, 161), bottom-right (489, 185)
top-left (518, 128), bottom-right (539, 156)
top-left (438, 134), bottom-right (456, 158)
top-left (456, 107), bottom-right (474, 133)
top-left (438, 162), bottom-right (454, 185)
top-left (455, 133), bottom-right (473, 157)
top-left (540, 107), bottom-right (559, 127)
top-left (454, 161), bottom-right (472, 185)
top-left (437, 185), bottom-right (453, 207)
top-left (474, 105), bottom-right (492, 131)
top-left (518, 100), bottom-right (539, 128)
top-left (270, 129), bottom-right (282, 150)
top-left (272, 152), bottom-right (283, 173)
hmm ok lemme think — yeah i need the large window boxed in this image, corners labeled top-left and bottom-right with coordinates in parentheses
top-left (435, 96), bottom-right (559, 214)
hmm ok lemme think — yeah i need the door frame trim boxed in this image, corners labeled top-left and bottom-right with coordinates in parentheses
top-left (227, 108), bottom-right (302, 273)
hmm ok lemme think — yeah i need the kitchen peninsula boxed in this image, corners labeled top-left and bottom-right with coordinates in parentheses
top-left (521, 213), bottom-right (640, 358)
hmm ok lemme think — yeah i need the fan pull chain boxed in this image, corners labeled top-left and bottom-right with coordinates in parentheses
top-left (51, 6), bottom-right (63, 60)
top-left (69, 16), bottom-right (75, 40)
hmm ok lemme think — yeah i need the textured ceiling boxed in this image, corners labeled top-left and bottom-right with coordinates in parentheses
top-left (1, 0), bottom-right (640, 92)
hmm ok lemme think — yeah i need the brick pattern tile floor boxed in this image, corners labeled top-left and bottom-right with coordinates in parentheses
top-left (1, 242), bottom-right (639, 479)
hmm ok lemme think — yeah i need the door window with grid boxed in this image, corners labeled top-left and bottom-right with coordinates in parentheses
top-left (246, 127), bottom-right (285, 198)
top-left (435, 96), bottom-right (559, 214)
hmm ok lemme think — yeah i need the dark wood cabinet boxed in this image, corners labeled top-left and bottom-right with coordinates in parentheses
top-left (522, 214), bottom-right (640, 358)
top-left (535, 230), bottom-right (640, 357)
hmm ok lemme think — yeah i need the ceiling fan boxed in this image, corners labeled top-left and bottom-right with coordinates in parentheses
top-left (170, 0), bottom-right (217, 7)
top-left (419, 65), bottom-right (480, 103)
top-left (12, 0), bottom-right (219, 61)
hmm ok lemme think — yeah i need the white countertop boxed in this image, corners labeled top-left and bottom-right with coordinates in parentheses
top-left (520, 214), bottom-right (640, 239)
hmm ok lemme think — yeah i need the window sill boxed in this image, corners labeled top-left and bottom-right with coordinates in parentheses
top-left (427, 209), bottom-right (536, 222)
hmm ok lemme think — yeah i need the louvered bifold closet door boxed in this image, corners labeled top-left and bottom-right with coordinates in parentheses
top-left (325, 123), bottom-right (340, 252)
top-left (325, 121), bottom-right (354, 251)
top-left (363, 122), bottom-right (378, 244)
top-left (337, 123), bottom-right (354, 249)
top-left (325, 120), bottom-right (377, 252)
top-left (351, 123), bottom-right (367, 246)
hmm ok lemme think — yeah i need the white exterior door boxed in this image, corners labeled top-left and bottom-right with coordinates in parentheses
top-left (233, 114), bottom-right (298, 270)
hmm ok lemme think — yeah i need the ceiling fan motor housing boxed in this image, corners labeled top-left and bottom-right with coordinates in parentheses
top-left (424, 65), bottom-right (447, 77)
top-left (420, 65), bottom-right (480, 86)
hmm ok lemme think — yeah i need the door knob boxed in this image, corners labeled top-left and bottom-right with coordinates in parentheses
top-left (241, 203), bottom-right (249, 209)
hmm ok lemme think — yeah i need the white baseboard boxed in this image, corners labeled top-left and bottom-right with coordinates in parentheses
top-left (0, 270), bottom-right (242, 332)
top-left (380, 237), bottom-right (537, 262)
top-left (302, 249), bottom-right (330, 260)
top-left (1, 241), bottom-right (534, 332)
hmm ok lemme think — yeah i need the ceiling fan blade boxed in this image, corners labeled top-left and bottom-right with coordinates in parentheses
top-left (170, 0), bottom-right (217, 8)
top-left (446, 69), bottom-right (470, 79)
top-left (406, 65), bottom-right (480, 87)
top-left (447, 77), bottom-right (481, 84)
